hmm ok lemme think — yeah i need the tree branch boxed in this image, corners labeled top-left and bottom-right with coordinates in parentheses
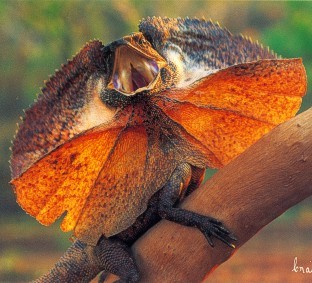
top-left (105, 107), bottom-right (312, 282)
top-left (36, 108), bottom-right (312, 282)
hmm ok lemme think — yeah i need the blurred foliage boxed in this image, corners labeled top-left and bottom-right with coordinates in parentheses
top-left (261, 1), bottom-right (312, 111)
top-left (0, 1), bottom-right (312, 280)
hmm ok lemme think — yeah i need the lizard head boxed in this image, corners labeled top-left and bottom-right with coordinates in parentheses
top-left (107, 32), bottom-right (167, 96)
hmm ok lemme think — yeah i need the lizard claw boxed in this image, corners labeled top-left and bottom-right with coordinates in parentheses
top-left (198, 216), bottom-right (236, 248)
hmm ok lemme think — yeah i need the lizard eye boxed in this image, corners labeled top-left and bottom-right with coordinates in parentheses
top-left (108, 44), bottom-right (163, 95)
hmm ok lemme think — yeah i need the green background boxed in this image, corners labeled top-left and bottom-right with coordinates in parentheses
top-left (1, 1), bottom-right (311, 282)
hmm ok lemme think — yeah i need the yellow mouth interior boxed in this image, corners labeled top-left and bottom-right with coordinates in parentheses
top-left (108, 45), bottom-right (161, 95)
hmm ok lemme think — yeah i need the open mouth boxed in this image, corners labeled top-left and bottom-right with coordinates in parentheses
top-left (108, 45), bottom-right (162, 95)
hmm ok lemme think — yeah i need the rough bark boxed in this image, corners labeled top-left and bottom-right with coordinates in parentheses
top-left (105, 107), bottom-right (312, 282)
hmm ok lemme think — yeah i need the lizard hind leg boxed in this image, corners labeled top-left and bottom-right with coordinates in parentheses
top-left (96, 237), bottom-right (140, 283)
top-left (158, 163), bottom-right (236, 248)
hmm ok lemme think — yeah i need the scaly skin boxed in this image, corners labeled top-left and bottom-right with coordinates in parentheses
top-left (36, 164), bottom-right (235, 282)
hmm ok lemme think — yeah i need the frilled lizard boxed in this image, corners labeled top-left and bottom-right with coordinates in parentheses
top-left (10, 17), bottom-right (306, 282)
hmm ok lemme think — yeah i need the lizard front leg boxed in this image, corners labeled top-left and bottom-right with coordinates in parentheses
top-left (158, 163), bottom-right (236, 248)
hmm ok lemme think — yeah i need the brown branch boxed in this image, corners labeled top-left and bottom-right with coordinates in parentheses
top-left (105, 107), bottom-right (312, 282)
